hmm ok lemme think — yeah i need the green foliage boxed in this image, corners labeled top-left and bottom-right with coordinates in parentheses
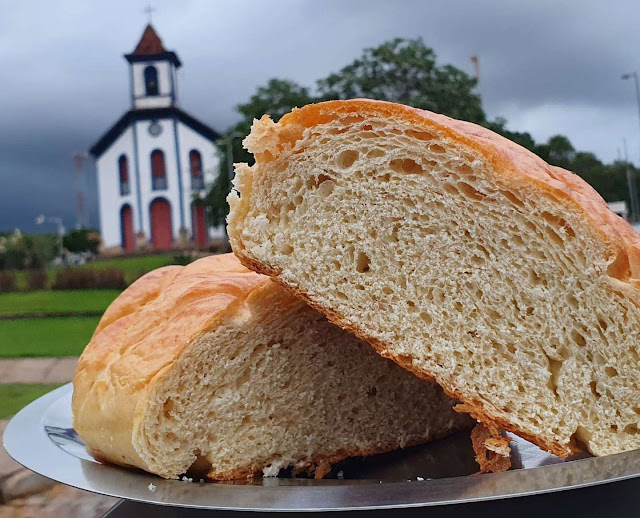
top-left (0, 290), bottom-right (120, 315)
top-left (0, 317), bottom-right (100, 358)
top-left (0, 231), bottom-right (58, 270)
top-left (0, 383), bottom-right (64, 419)
top-left (202, 37), bottom-right (638, 223)
top-left (318, 38), bottom-right (485, 124)
top-left (63, 228), bottom-right (100, 254)
top-left (172, 254), bottom-right (196, 266)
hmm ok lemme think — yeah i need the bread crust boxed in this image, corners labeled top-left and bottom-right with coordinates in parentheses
top-left (229, 99), bottom-right (640, 458)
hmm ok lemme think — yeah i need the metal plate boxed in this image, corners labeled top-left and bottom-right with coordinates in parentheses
top-left (4, 384), bottom-right (640, 512)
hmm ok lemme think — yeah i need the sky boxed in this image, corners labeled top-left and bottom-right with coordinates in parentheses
top-left (2, 0), bottom-right (640, 233)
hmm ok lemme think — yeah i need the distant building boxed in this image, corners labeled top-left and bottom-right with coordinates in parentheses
top-left (607, 201), bottom-right (628, 221)
top-left (90, 24), bottom-right (222, 252)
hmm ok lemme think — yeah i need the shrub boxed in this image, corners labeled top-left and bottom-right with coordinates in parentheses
top-left (26, 270), bottom-right (48, 291)
top-left (0, 231), bottom-right (58, 270)
top-left (63, 229), bottom-right (100, 254)
top-left (0, 271), bottom-right (17, 292)
top-left (172, 254), bottom-right (195, 266)
top-left (52, 268), bottom-right (126, 290)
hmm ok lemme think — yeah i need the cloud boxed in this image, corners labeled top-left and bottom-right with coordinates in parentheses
top-left (2, 0), bottom-right (640, 231)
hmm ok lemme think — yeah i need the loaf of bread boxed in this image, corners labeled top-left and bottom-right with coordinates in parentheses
top-left (72, 253), bottom-right (472, 480)
top-left (227, 99), bottom-right (640, 458)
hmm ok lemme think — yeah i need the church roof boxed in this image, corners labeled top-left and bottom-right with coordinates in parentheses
top-left (132, 24), bottom-right (166, 55)
top-left (124, 24), bottom-right (182, 67)
top-left (89, 107), bottom-right (221, 158)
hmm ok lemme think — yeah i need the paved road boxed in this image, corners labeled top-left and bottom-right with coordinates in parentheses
top-left (0, 357), bottom-right (77, 384)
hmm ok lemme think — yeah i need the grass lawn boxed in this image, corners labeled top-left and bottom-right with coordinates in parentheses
top-left (0, 383), bottom-right (63, 419)
top-left (0, 317), bottom-right (100, 358)
top-left (0, 290), bottom-right (120, 316)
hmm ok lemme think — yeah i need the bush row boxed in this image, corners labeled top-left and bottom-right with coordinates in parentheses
top-left (52, 268), bottom-right (127, 290)
top-left (0, 268), bottom-right (127, 292)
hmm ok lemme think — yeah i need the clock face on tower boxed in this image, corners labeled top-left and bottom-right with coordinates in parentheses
top-left (148, 121), bottom-right (162, 137)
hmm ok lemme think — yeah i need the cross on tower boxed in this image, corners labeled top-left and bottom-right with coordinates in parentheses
top-left (144, 4), bottom-right (156, 24)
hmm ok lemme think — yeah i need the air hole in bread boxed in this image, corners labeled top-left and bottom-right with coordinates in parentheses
top-left (457, 182), bottom-right (486, 201)
top-left (356, 252), bottom-right (371, 273)
top-left (605, 366), bottom-right (619, 377)
top-left (430, 144), bottom-right (446, 154)
top-left (420, 312), bottom-right (432, 324)
top-left (571, 330), bottom-right (587, 347)
top-left (367, 149), bottom-right (386, 159)
top-left (566, 294), bottom-right (579, 310)
top-left (500, 190), bottom-right (525, 209)
top-left (389, 158), bottom-right (424, 175)
top-left (336, 150), bottom-right (359, 169)
top-left (281, 244), bottom-right (294, 256)
top-left (406, 129), bottom-right (436, 141)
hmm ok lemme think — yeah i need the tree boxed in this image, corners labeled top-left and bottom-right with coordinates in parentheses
top-left (318, 38), bottom-right (485, 124)
top-left (63, 228), bottom-right (100, 254)
top-left (203, 38), bottom-right (637, 227)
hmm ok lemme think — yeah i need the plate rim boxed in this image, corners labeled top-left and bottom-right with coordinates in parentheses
top-left (4, 383), bottom-right (640, 512)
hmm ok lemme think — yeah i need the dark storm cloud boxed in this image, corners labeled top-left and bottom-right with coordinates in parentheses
top-left (2, 0), bottom-right (640, 232)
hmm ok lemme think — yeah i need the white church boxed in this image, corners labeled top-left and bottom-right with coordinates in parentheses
top-left (90, 24), bottom-right (222, 252)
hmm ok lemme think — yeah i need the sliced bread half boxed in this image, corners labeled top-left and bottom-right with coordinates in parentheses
top-left (228, 99), bottom-right (640, 458)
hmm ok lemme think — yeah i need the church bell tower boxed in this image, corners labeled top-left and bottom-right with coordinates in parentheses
top-left (124, 24), bottom-right (182, 110)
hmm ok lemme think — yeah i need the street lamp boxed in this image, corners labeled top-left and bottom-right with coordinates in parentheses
top-left (621, 72), bottom-right (640, 220)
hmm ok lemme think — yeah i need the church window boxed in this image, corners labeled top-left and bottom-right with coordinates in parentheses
top-left (190, 149), bottom-right (204, 190)
top-left (118, 155), bottom-right (130, 195)
top-left (151, 149), bottom-right (167, 190)
top-left (144, 65), bottom-right (159, 96)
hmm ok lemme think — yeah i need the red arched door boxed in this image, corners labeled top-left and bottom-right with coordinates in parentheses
top-left (192, 204), bottom-right (207, 249)
top-left (120, 204), bottom-right (134, 252)
top-left (150, 199), bottom-right (172, 249)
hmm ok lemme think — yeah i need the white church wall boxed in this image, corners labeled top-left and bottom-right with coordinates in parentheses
top-left (176, 122), bottom-right (224, 239)
top-left (132, 61), bottom-right (173, 109)
top-left (134, 118), bottom-right (185, 243)
top-left (96, 127), bottom-right (137, 248)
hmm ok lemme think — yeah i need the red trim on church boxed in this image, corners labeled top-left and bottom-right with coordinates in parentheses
top-left (120, 204), bottom-right (134, 251)
top-left (150, 198), bottom-right (172, 249)
top-left (193, 204), bottom-right (207, 249)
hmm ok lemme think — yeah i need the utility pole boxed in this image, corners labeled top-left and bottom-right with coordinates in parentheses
top-left (621, 72), bottom-right (640, 220)
top-left (73, 152), bottom-right (87, 229)
top-left (623, 138), bottom-right (639, 221)
top-left (471, 54), bottom-right (481, 106)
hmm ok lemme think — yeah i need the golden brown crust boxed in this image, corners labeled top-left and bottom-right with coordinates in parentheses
top-left (229, 99), bottom-right (640, 458)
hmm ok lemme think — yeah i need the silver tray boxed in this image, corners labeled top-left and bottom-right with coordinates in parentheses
top-left (4, 383), bottom-right (640, 512)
